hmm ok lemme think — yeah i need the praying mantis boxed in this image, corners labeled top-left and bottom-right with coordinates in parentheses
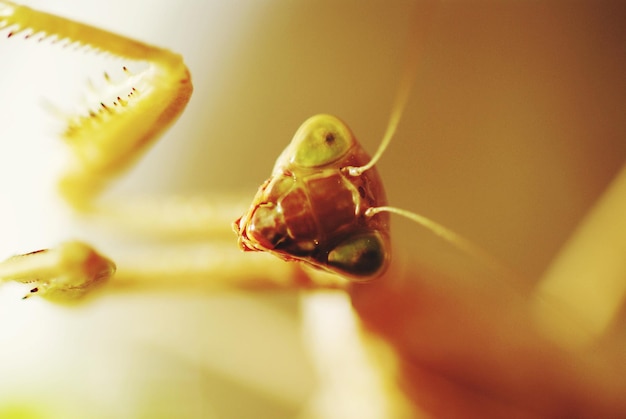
top-left (1, 1), bottom-right (626, 418)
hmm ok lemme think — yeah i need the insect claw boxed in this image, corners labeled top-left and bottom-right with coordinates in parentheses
top-left (0, 242), bottom-right (115, 303)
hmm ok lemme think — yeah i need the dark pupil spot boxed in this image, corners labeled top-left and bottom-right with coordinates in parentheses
top-left (324, 132), bottom-right (335, 144)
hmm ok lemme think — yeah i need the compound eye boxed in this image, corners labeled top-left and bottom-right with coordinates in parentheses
top-left (291, 114), bottom-right (354, 168)
top-left (327, 232), bottom-right (387, 279)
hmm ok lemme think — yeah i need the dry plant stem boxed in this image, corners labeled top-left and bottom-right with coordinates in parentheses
top-left (535, 163), bottom-right (626, 347)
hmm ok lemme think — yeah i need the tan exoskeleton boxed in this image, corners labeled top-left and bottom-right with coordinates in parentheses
top-left (1, 2), bottom-right (625, 418)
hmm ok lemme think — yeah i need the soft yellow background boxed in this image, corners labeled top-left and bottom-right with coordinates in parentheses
top-left (0, 1), bottom-right (624, 418)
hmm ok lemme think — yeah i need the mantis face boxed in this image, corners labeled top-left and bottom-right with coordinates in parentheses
top-left (2, 2), bottom-right (626, 419)
top-left (235, 114), bottom-right (390, 280)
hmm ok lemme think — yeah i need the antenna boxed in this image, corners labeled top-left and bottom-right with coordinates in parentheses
top-left (365, 206), bottom-right (516, 278)
top-left (347, 3), bottom-right (517, 279)
top-left (344, 2), bottom-right (436, 177)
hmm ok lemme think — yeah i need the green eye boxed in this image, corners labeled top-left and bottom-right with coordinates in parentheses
top-left (327, 232), bottom-right (387, 278)
top-left (291, 114), bottom-right (354, 168)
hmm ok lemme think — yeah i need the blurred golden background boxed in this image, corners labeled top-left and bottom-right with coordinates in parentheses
top-left (0, 1), bottom-right (625, 418)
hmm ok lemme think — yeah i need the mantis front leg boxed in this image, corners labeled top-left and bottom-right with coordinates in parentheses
top-left (0, 241), bottom-right (115, 301)
top-left (1, 0), bottom-right (192, 208)
top-left (0, 1), bottom-right (308, 301)
top-left (0, 1), bottom-right (194, 299)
